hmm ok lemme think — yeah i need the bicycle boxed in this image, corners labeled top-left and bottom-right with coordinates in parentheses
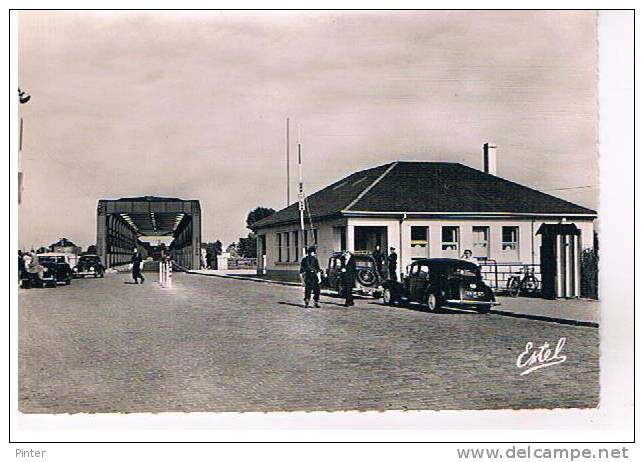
top-left (506, 266), bottom-right (540, 297)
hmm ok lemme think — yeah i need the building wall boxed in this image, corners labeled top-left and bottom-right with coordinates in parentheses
top-left (257, 215), bottom-right (594, 281)
top-left (351, 216), bottom-right (594, 272)
top-left (257, 217), bottom-right (348, 281)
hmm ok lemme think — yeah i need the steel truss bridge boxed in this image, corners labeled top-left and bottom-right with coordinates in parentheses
top-left (96, 196), bottom-right (201, 269)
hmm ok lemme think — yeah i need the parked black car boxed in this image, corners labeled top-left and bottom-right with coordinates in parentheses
top-left (323, 252), bottom-right (382, 298)
top-left (382, 258), bottom-right (498, 313)
top-left (73, 254), bottom-right (105, 278)
top-left (20, 253), bottom-right (73, 288)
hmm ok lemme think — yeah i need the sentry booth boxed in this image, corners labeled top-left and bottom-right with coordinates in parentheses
top-left (537, 223), bottom-right (582, 299)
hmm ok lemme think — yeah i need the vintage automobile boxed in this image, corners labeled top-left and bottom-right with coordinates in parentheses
top-left (73, 254), bottom-right (105, 278)
top-left (323, 251), bottom-right (383, 298)
top-left (21, 253), bottom-right (73, 288)
top-left (382, 258), bottom-right (498, 313)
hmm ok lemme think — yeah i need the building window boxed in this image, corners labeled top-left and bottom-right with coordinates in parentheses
top-left (502, 226), bottom-right (519, 250)
top-left (292, 231), bottom-right (299, 261)
top-left (285, 232), bottom-right (290, 262)
top-left (411, 226), bottom-right (429, 259)
top-left (472, 226), bottom-right (489, 259)
top-left (304, 228), bottom-right (318, 249)
top-left (441, 226), bottom-right (459, 256)
top-left (277, 233), bottom-right (283, 262)
top-left (501, 226), bottom-right (519, 261)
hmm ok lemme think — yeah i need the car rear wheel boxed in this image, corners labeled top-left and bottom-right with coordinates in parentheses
top-left (383, 288), bottom-right (396, 305)
top-left (426, 293), bottom-right (441, 312)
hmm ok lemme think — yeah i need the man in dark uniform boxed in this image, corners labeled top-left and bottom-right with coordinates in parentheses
top-left (300, 246), bottom-right (321, 308)
top-left (131, 248), bottom-right (145, 284)
top-left (340, 250), bottom-right (356, 307)
top-left (387, 247), bottom-right (398, 281)
top-left (372, 245), bottom-right (384, 277)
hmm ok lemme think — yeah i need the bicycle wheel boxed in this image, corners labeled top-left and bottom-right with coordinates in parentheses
top-left (523, 275), bottom-right (540, 295)
top-left (507, 277), bottom-right (520, 297)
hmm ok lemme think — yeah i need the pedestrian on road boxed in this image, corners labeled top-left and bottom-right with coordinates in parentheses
top-left (340, 250), bottom-right (356, 307)
top-left (131, 248), bottom-right (145, 284)
top-left (387, 247), bottom-right (398, 281)
top-left (18, 250), bottom-right (25, 280)
top-left (206, 251), bottom-right (213, 269)
top-left (372, 244), bottom-right (384, 277)
top-left (299, 246), bottom-right (321, 308)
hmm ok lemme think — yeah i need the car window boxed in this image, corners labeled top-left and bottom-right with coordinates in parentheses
top-left (409, 263), bottom-right (418, 276)
top-left (418, 264), bottom-right (430, 278)
top-left (355, 259), bottom-right (374, 269)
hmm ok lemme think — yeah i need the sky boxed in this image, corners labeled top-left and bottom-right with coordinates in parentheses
top-left (18, 11), bottom-right (598, 250)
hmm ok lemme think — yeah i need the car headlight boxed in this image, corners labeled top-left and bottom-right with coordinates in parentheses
top-left (43, 267), bottom-right (48, 272)
top-left (90, 266), bottom-right (94, 271)
top-left (73, 267), bottom-right (78, 272)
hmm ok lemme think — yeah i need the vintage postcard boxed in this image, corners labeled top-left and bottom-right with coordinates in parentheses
top-left (16, 10), bottom-right (606, 419)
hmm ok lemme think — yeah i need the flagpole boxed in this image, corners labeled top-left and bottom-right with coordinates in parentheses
top-left (286, 117), bottom-right (290, 207)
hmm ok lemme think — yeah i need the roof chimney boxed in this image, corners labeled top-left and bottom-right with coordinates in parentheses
top-left (483, 143), bottom-right (497, 175)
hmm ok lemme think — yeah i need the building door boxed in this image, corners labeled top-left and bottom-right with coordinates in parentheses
top-left (353, 226), bottom-right (388, 254)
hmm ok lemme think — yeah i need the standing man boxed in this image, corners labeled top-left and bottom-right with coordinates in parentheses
top-left (372, 244), bottom-right (384, 277)
top-left (18, 250), bottom-right (25, 281)
top-left (461, 249), bottom-right (478, 266)
top-left (387, 247), bottom-right (398, 281)
top-left (299, 246), bottom-right (321, 308)
top-left (340, 250), bottom-right (356, 307)
top-left (131, 248), bottom-right (145, 284)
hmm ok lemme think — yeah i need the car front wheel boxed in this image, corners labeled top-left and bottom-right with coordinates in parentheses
top-left (383, 288), bottom-right (396, 305)
top-left (426, 293), bottom-right (441, 312)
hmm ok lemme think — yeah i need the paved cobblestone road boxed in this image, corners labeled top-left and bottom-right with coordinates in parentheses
top-left (19, 273), bottom-right (599, 413)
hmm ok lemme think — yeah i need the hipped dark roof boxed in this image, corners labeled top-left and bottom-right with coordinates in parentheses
top-left (251, 162), bottom-right (596, 230)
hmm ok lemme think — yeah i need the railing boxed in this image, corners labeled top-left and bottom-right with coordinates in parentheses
top-left (478, 261), bottom-right (541, 293)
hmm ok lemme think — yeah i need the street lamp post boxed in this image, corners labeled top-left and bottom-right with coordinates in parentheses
top-left (18, 88), bottom-right (30, 205)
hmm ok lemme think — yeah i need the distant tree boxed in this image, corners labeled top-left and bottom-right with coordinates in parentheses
top-left (238, 234), bottom-right (257, 258)
top-left (226, 242), bottom-right (240, 257)
top-left (246, 207), bottom-right (276, 229)
top-left (237, 207), bottom-right (275, 258)
top-left (204, 240), bottom-right (224, 257)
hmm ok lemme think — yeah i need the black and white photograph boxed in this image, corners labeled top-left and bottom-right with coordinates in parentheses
top-left (9, 6), bottom-right (635, 456)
